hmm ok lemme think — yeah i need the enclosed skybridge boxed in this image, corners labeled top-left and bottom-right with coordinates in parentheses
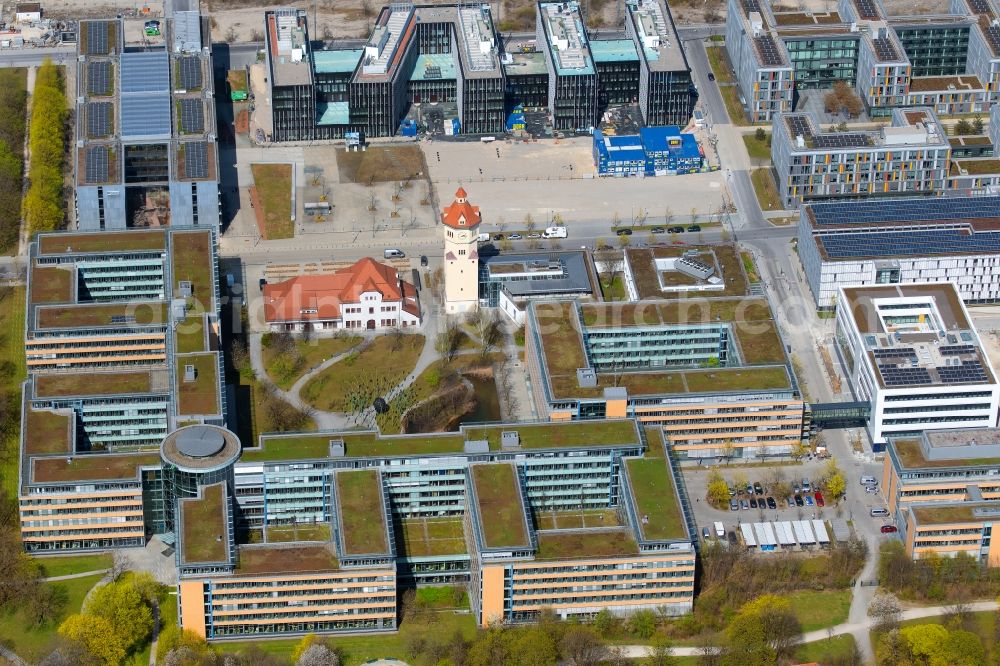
top-left (807, 402), bottom-right (870, 430)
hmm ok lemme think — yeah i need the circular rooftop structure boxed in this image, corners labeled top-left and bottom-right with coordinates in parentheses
top-left (161, 424), bottom-right (241, 472)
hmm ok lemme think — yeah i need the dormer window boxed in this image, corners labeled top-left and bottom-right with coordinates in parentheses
top-left (459, 217), bottom-right (466, 226)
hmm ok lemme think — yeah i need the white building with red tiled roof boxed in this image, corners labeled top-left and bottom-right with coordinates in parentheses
top-left (263, 257), bottom-right (421, 332)
top-left (442, 186), bottom-right (481, 314)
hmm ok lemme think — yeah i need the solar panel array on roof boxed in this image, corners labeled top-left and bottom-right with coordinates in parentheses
top-left (873, 347), bottom-right (917, 362)
top-left (809, 196), bottom-right (1000, 226)
top-left (86, 102), bottom-right (113, 138)
top-left (86, 61), bottom-right (112, 96)
top-left (86, 21), bottom-right (111, 55)
top-left (937, 359), bottom-right (989, 383)
top-left (120, 51), bottom-right (170, 93)
top-left (854, 0), bottom-right (881, 19)
top-left (786, 115), bottom-right (813, 139)
top-left (940, 345), bottom-right (977, 356)
top-left (85, 147), bottom-right (109, 183)
top-left (984, 24), bottom-right (1000, 55)
top-left (878, 364), bottom-right (932, 387)
top-left (755, 35), bottom-right (786, 66)
top-left (968, 0), bottom-right (992, 14)
top-left (812, 133), bottom-right (873, 149)
top-left (819, 229), bottom-right (1000, 258)
top-left (184, 141), bottom-right (209, 179)
top-left (121, 94), bottom-right (171, 138)
top-left (179, 98), bottom-right (204, 133)
top-left (873, 37), bottom-right (899, 61)
top-left (178, 56), bottom-right (202, 90)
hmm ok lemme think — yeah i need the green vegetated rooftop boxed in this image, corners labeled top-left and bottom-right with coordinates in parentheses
top-left (236, 544), bottom-right (339, 575)
top-left (24, 408), bottom-right (73, 456)
top-left (911, 504), bottom-right (993, 526)
top-left (265, 522), bottom-right (332, 543)
top-left (535, 529), bottom-right (639, 560)
top-left (31, 452), bottom-right (160, 484)
top-left (247, 419), bottom-right (640, 462)
top-left (181, 482), bottom-right (229, 564)
top-left (39, 230), bottom-right (166, 255)
top-left (34, 371), bottom-right (153, 398)
top-left (336, 470), bottom-right (390, 556)
top-left (174, 315), bottom-right (207, 354)
top-left (891, 437), bottom-right (1000, 469)
top-left (175, 352), bottom-right (220, 416)
top-left (625, 457), bottom-right (688, 542)
top-left (471, 463), bottom-right (530, 550)
top-left (171, 230), bottom-right (214, 304)
top-left (29, 265), bottom-right (73, 304)
top-left (626, 245), bottom-right (749, 300)
top-left (35, 301), bottom-right (168, 329)
top-left (397, 517), bottom-right (468, 557)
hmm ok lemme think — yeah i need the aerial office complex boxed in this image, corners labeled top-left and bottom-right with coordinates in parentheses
top-left (725, 0), bottom-right (1000, 122)
top-left (74, 5), bottom-right (220, 230)
top-left (261, 0), bottom-right (693, 140)
top-left (884, 428), bottom-right (1000, 565)
top-left (834, 283), bottom-right (1000, 448)
top-left (772, 107), bottom-right (951, 207)
top-left (798, 195), bottom-right (1000, 310)
top-left (19, 227), bottom-right (223, 554)
top-left (524, 246), bottom-right (806, 460)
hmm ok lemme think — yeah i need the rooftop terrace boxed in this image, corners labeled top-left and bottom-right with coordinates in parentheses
top-left (626, 245), bottom-right (749, 299)
top-left (247, 419), bottom-right (641, 462)
top-left (180, 481), bottom-right (228, 564)
top-left (625, 456), bottom-right (688, 542)
top-left (235, 543), bottom-right (339, 575)
top-left (335, 469), bottom-right (390, 556)
top-left (471, 463), bottom-right (530, 550)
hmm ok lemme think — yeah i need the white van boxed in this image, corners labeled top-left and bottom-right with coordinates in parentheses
top-left (543, 226), bottom-right (567, 239)
top-left (384, 249), bottom-right (405, 259)
top-left (477, 233), bottom-right (491, 242)
top-left (860, 476), bottom-right (878, 487)
top-left (870, 508), bottom-right (889, 518)
top-left (714, 521), bottom-right (725, 538)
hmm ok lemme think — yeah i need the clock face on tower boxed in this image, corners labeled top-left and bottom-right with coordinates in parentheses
top-left (458, 231), bottom-right (467, 240)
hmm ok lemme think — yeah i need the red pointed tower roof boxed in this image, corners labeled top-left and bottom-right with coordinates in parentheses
top-left (442, 187), bottom-right (481, 230)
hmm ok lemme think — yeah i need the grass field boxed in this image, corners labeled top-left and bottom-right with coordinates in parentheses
top-left (743, 132), bottom-right (772, 162)
top-left (261, 334), bottom-right (363, 390)
top-left (216, 612), bottom-right (478, 666)
top-left (705, 46), bottom-right (735, 85)
top-left (251, 163), bottom-right (293, 239)
top-left (301, 334), bottom-right (424, 412)
top-left (336, 145), bottom-right (427, 184)
top-left (787, 589), bottom-right (852, 632)
top-left (36, 553), bottom-right (112, 578)
top-left (720, 85), bottom-right (749, 126)
top-left (751, 168), bottom-right (783, 211)
top-left (0, 287), bottom-right (26, 501)
top-left (0, 573), bottom-right (104, 662)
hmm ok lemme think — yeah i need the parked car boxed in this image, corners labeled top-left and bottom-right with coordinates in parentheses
top-left (794, 494), bottom-right (804, 506)
top-left (866, 485), bottom-right (879, 494)
top-left (702, 526), bottom-right (711, 539)
top-left (527, 232), bottom-right (542, 239)
top-left (740, 499), bottom-right (750, 510)
top-left (420, 255), bottom-right (428, 267)
top-left (814, 491), bottom-right (825, 507)
top-left (668, 226), bottom-right (686, 234)
top-left (688, 224), bottom-right (701, 232)
top-left (650, 227), bottom-right (665, 234)
top-left (508, 233), bottom-right (522, 240)
top-left (730, 499), bottom-right (739, 511)
top-left (745, 483), bottom-right (754, 495)
top-left (860, 476), bottom-right (878, 486)
top-left (766, 496), bottom-right (777, 509)
top-left (871, 508), bottom-right (889, 517)
top-left (786, 496), bottom-right (795, 508)
top-left (804, 494), bottom-right (815, 506)
top-left (749, 497), bottom-right (758, 509)
top-left (753, 481), bottom-right (764, 495)
top-left (881, 525), bottom-right (898, 534)
top-left (708, 72), bottom-right (716, 81)
top-left (259, 277), bottom-right (266, 291)
top-left (493, 233), bottom-right (505, 241)
top-left (616, 228), bottom-right (633, 236)
top-left (801, 479), bottom-right (812, 493)
top-left (792, 482), bottom-right (800, 494)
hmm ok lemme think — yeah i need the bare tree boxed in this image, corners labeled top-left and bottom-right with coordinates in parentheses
top-left (435, 323), bottom-right (463, 363)
top-left (110, 551), bottom-right (131, 581)
top-left (595, 248), bottom-right (625, 301)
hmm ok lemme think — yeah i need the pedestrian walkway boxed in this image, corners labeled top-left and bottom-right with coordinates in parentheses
top-left (42, 568), bottom-right (110, 582)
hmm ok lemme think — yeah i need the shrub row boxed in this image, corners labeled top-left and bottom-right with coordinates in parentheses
top-left (24, 60), bottom-right (66, 236)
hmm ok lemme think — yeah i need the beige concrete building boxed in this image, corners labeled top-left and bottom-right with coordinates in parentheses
top-left (441, 187), bottom-right (481, 314)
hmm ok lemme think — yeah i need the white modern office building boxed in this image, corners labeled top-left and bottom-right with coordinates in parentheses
top-left (798, 195), bottom-right (1000, 311)
top-left (834, 283), bottom-right (1000, 446)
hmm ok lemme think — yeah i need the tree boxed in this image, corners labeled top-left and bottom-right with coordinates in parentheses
top-left (723, 595), bottom-right (801, 665)
top-left (156, 626), bottom-right (213, 662)
top-left (510, 626), bottom-right (558, 666)
top-left (524, 213), bottom-right (536, 233)
top-left (436, 323), bottom-right (463, 363)
top-left (823, 460), bottom-right (846, 499)
top-left (296, 644), bottom-right (341, 666)
top-left (467, 628), bottom-right (510, 666)
top-left (868, 593), bottom-right (901, 632)
top-left (618, 234), bottom-right (631, 249)
top-left (627, 609), bottom-right (657, 639)
top-left (595, 248), bottom-right (625, 301)
top-left (944, 629), bottom-right (986, 666)
top-left (644, 636), bottom-right (677, 666)
top-left (58, 614), bottom-right (126, 666)
top-left (612, 211), bottom-right (622, 230)
top-left (85, 577), bottom-right (154, 654)
top-left (954, 119), bottom-right (974, 136)
top-left (663, 207), bottom-right (674, 226)
top-left (707, 471), bottom-right (731, 507)
top-left (754, 127), bottom-right (766, 142)
top-left (560, 626), bottom-right (608, 666)
top-left (594, 608), bottom-right (619, 638)
top-left (790, 440), bottom-right (810, 462)
top-left (899, 623), bottom-right (950, 664)
top-left (823, 81), bottom-right (863, 118)
top-left (972, 114), bottom-right (985, 134)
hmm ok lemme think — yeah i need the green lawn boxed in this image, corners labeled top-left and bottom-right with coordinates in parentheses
top-left (794, 634), bottom-right (858, 663)
top-left (175, 315), bottom-right (207, 353)
top-left (301, 334), bottom-right (425, 412)
top-left (705, 46), bottom-right (735, 84)
top-left (471, 463), bottom-right (529, 549)
top-left (36, 553), bottom-right (113, 578)
top-left (719, 85), bottom-right (749, 126)
top-left (626, 457), bottom-right (687, 541)
top-left (0, 573), bottom-right (104, 662)
top-left (336, 469), bottom-right (389, 555)
top-left (0, 287), bottom-right (25, 501)
top-left (751, 168), bottom-right (783, 212)
top-left (743, 132), bottom-right (772, 162)
top-left (216, 612), bottom-right (478, 666)
top-left (261, 334), bottom-right (363, 390)
top-left (787, 589), bottom-right (852, 632)
top-left (251, 163), bottom-right (293, 240)
top-left (600, 274), bottom-right (627, 301)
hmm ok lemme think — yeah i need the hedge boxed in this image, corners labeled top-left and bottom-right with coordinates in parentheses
top-left (24, 60), bottom-right (66, 236)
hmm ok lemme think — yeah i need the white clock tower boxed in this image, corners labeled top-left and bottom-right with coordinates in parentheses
top-left (441, 187), bottom-right (481, 314)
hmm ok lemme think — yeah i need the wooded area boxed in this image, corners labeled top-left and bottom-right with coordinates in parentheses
top-left (0, 69), bottom-right (26, 253)
top-left (24, 60), bottom-right (67, 236)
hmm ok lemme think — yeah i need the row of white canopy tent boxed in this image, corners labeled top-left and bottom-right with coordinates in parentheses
top-left (740, 520), bottom-right (831, 550)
